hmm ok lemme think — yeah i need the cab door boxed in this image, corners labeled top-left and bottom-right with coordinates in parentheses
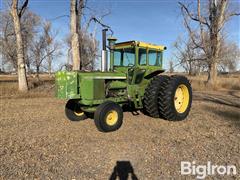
top-left (127, 48), bottom-right (147, 85)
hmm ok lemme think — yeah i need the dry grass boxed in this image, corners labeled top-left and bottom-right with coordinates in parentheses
top-left (220, 78), bottom-right (240, 90)
top-left (0, 74), bottom-right (54, 83)
top-left (0, 77), bottom-right (54, 99)
top-left (187, 74), bottom-right (240, 91)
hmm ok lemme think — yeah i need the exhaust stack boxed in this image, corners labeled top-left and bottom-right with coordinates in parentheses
top-left (101, 29), bottom-right (108, 72)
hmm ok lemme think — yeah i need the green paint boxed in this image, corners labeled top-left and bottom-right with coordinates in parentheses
top-left (108, 81), bottom-right (127, 89)
top-left (55, 40), bottom-right (166, 112)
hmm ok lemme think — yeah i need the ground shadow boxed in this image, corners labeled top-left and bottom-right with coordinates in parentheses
top-left (228, 91), bottom-right (240, 99)
top-left (203, 105), bottom-right (240, 128)
top-left (76, 105), bottom-right (140, 121)
top-left (122, 104), bottom-right (141, 116)
top-left (203, 96), bottom-right (240, 108)
top-left (194, 93), bottom-right (240, 108)
top-left (109, 161), bottom-right (138, 180)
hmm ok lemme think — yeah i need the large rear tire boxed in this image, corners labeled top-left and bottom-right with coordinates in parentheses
top-left (158, 75), bottom-right (192, 121)
top-left (94, 101), bottom-right (123, 132)
top-left (65, 99), bottom-right (87, 121)
top-left (143, 75), bottom-right (169, 118)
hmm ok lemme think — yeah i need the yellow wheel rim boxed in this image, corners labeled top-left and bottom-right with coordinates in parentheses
top-left (106, 110), bottom-right (118, 126)
top-left (74, 108), bottom-right (84, 116)
top-left (174, 84), bottom-right (189, 113)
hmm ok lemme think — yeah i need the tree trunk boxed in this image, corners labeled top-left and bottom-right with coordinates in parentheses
top-left (189, 61), bottom-right (193, 75)
top-left (207, 0), bottom-right (227, 87)
top-left (70, 0), bottom-right (80, 70)
top-left (47, 48), bottom-right (52, 75)
top-left (207, 62), bottom-right (217, 86)
top-left (36, 65), bottom-right (40, 82)
top-left (26, 58), bottom-right (31, 74)
top-left (11, 0), bottom-right (28, 92)
top-left (48, 57), bottom-right (52, 75)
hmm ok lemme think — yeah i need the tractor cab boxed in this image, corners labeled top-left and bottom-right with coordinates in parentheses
top-left (108, 39), bottom-right (167, 84)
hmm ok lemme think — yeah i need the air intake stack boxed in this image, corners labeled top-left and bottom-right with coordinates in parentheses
top-left (108, 37), bottom-right (117, 71)
top-left (101, 29), bottom-right (108, 72)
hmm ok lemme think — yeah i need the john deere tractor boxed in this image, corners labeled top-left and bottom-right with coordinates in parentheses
top-left (55, 29), bottom-right (192, 132)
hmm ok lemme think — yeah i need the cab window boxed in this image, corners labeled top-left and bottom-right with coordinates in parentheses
top-left (113, 51), bottom-right (121, 66)
top-left (139, 48), bottom-right (147, 65)
top-left (148, 50), bottom-right (157, 65)
top-left (113, 48), bottom-right (135, 66)
top-left (123, 48), bottom-right (135, 66)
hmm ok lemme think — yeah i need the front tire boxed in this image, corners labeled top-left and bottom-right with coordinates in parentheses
top-left (94, 101), bottom-right (123, 132)
top-left (158, 75), bottom-right (192, 121)
top-left (65, 99), bottom-right (87, 121)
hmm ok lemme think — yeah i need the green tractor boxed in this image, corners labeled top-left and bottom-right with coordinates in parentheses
top-left (55, 29), bottom-right (192, 132)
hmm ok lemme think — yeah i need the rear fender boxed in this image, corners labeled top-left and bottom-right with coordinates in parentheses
top-left (144, 69), bottom-right (165, 79)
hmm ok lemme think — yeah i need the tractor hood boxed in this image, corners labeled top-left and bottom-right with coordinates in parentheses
top-left (55, 71), bottom-right (126, 100)
top-left (77, 71), bottom-right (126, 80)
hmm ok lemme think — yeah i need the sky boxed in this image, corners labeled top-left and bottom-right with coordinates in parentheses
top-left (1, 0), bottom-right (240, 70)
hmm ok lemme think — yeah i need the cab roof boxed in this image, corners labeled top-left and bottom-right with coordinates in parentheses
top-left (114, 41), bottom-right (167, 51)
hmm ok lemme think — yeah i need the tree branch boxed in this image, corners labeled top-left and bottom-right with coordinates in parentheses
top-left (47, 15), bottom-right (70, 21)
top-left (18, 0), bottom-right (29, 18)
top-left (86, 16), bottom-right (113, 35)
top-left (228, 12), bottom-right (240, 17)
top-left (178, 2), bottom-right (210, 28)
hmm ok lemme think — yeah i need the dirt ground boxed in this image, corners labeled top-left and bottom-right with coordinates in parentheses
top-left (0, 82), bottom-right (240, 179)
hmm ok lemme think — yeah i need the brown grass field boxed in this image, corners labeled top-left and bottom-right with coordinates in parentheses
top-left (0, 74), bottom-right (239, 179)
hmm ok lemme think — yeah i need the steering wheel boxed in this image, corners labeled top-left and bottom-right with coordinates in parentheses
top-left (128, 63), bottom-right (134, 67)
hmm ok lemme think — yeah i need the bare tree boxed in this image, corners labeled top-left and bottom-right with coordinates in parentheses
top-left (0, 10), bottom-right (40, 73)
top-left (31, 22), bottom-right (61, 80)
top-left (64, 34), bottom-right (73, 70)
top-left (174, 35), bottom-right (240, 75)
top-left (31, 33), bottom-right (45, 80)
top-left (83, 10), bottom-right (111, 70)
top-left (179, 0), bottom-right (240, 86)
top-left (68, 1), bottom-right (111, 71)
top-left (219, 40), bottom-right (240, 73)
top-left (42, 21), bottom-right (61, 75)
top-left (10, 0), bottom-right (29, 91)
top-left (22, 11), bottom-right (40, 73)
top-left (79, 31), bottom-right (99, 70)
top-left (173, 36), bottom-right (207, 75)
top-left (70, 0), bottom-right (84, 70)
top-left (0, 11), bottom-right (17, 70)
top-left (64, 30), bottom-right (99, 71)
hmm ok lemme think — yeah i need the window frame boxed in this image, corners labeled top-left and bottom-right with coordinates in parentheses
top-left (157, 51), bottom-right (163, 66)
top-left (113, 47), bottom-right (136, 67)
